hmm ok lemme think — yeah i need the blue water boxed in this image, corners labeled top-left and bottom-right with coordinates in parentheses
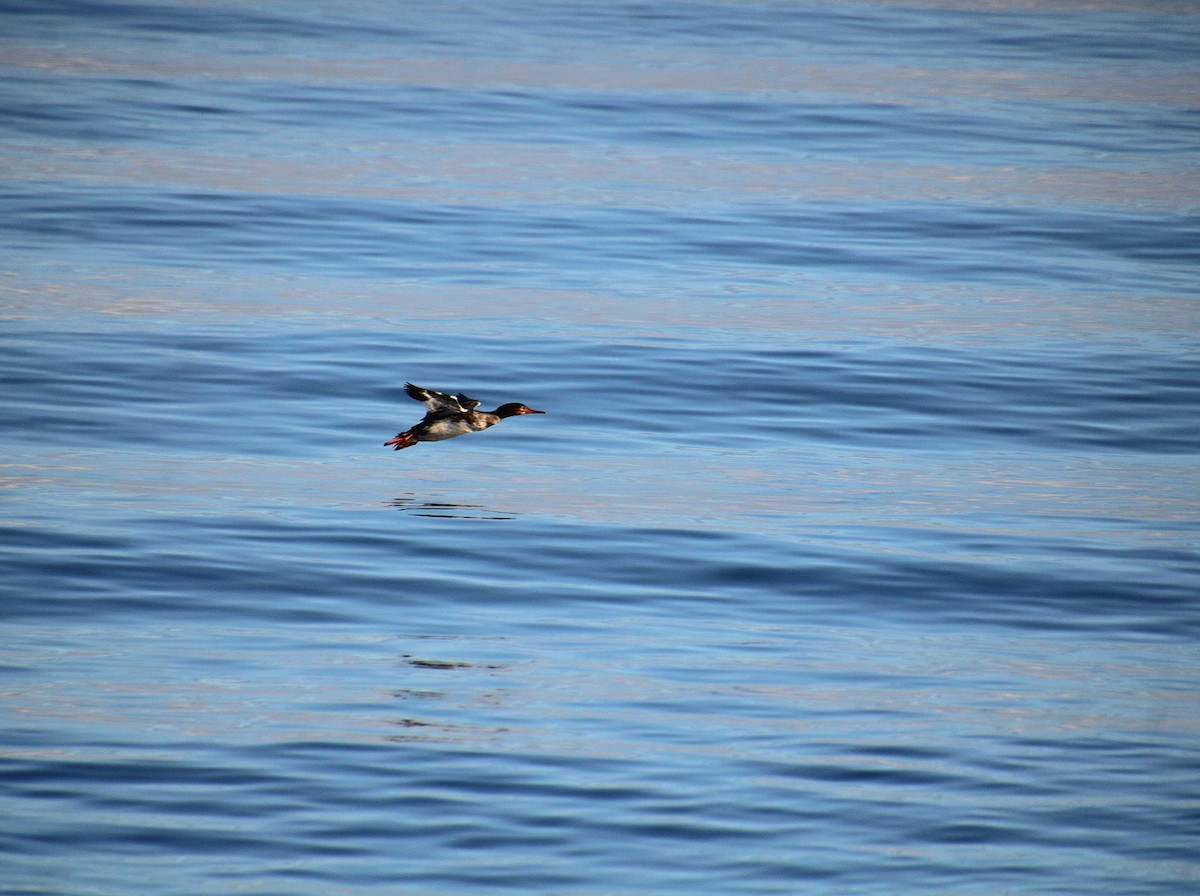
top-left (2, 2), bottom-right (1199, 894)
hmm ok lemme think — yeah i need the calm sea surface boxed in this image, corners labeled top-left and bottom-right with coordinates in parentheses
top-left (2, 2), bottom-right (1199, 894)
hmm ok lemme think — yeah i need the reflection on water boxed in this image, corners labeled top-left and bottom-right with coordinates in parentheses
top-left (388, 495), bottom-right (516, 520)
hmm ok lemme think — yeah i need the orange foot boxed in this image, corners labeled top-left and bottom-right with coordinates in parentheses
top-left (384, 432), bottom-right (416, 450)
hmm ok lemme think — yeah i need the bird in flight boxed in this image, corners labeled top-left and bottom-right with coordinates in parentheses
top-left (385, 383), bottom-right (545, 451)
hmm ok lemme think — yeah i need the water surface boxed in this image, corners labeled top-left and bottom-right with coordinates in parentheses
top-left (2, 2), bottom-right (1198, 894)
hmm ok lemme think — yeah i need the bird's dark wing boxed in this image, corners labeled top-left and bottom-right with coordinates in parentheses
top-left (405, 382), bottom-right (472, 414)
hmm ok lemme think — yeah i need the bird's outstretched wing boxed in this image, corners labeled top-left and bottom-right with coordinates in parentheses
top-left (405, 382), bottom-right (480, 415)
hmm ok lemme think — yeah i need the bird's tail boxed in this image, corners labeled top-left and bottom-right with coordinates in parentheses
top-left (384, 431), bottom-right (417, 450)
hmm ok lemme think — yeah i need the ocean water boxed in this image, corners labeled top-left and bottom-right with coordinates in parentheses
top-left (2, 2), bottom-right (1199, 894)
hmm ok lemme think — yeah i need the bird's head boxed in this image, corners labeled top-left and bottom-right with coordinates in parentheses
top-left (494, 403), bottom-right (545, 418)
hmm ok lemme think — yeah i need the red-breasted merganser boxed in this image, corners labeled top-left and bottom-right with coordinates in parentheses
top-left (385, 383), bottom-right (545, 451)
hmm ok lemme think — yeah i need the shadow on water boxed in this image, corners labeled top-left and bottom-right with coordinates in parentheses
top-left (386, 494), bottom-right (516, 520)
